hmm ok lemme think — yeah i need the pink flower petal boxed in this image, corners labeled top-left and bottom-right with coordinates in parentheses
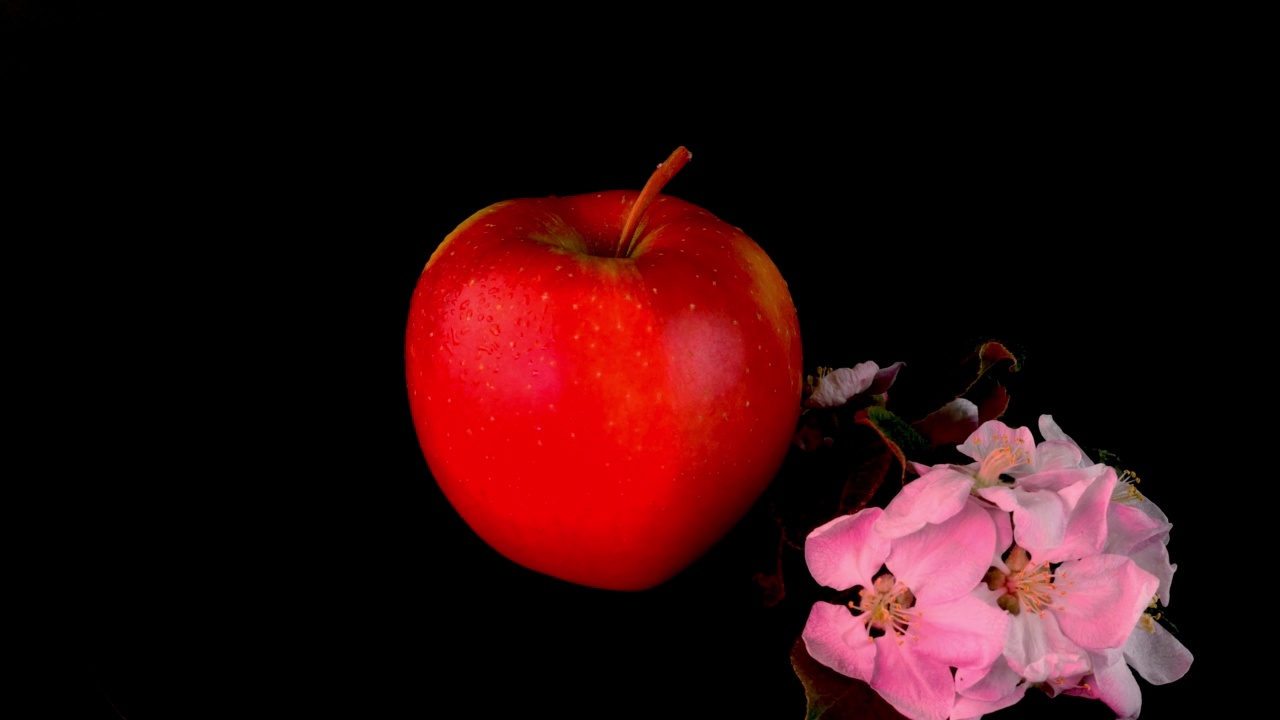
top-left (909, 593), bottom-right (1009, 671)
top-left (957, 420), bottom-right (1036, 475)
top-left (1004, 610), bottom-right (1090, 683)
top-left (801, 600), bottom-right (876, 683)
top-left (953, 658), bottom-right (1027, 720)
top-left (875, 467), bottom-right (974, 539)
top-left (888, 500), bottom-right (995, 604)
top-left (1038, 414), bottom-right (1090, 462)
top-left (978, 485), bottom-right (1068, 557)
top-left (955, 655), bottom-right (1022, 701)
top-left (950, 688), bottom-right (1026, 720)
top-left (866, 361), bottom-right (904, 395)
top-left (804, 507), bottom-right (888, 591)
top-left (1066, 648), bottom-right (1143, 720)
top-left (1032, 439), bottom-right (1085, 471)
top-left (1053, 554), bottom-right (1159, 651)
top-left (984, 503), bottom-right (1014, 566)
top-left (1125, 538), bottom-right (1176, 607)
top-left (1016, 465), bottom-right (1104, 494)
top-left (869, 637), bottom-right (956, 720)
top-left (1105, 502), bottom-right (1172, 556)
top-left (1038, 464), bottom-right (1115, 563)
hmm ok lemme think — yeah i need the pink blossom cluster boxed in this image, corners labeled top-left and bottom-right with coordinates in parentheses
top-left (801, 416), bottom-right (1192, 720)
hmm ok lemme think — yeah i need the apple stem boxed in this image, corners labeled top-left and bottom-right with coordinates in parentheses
top-left (615, 146), bottom-right (692, 258)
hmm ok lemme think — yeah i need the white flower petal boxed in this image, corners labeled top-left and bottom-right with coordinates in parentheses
top-left (1123, 619), bottom-right (1193, 685)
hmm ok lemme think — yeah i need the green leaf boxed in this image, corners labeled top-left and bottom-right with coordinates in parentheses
top-left (791, 637), bottom-right (908, 719)
top-left (863, 406), bottom-right (931, 474)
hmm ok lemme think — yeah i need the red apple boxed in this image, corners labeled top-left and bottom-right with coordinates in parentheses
top-left (405, 148), bottom-right (802, 590)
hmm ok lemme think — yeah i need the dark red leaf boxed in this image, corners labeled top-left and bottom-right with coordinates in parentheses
top-left (975, 379), bottom-right (1010, 424)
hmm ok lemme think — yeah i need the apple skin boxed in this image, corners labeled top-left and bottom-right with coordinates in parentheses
top-left (406, 189), bottom-right (802, 590)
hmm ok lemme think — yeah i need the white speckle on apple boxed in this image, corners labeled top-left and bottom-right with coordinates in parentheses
top-left (689, 304), bottom-right (696, 311)
top-left (745, 401), bottom-right (751, 408)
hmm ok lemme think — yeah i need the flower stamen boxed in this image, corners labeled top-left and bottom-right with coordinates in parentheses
top-left (1112, 469), bottom-right (1145, 503)
top-left (849, 572), bottom-right (918, 640)
top-left (991, 545), bottom-right (1064, 616)
top-left (973, 442), bottom-right (1032, 488)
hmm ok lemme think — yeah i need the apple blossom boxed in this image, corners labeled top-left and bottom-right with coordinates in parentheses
top-left (877, 419), bottom-right (1114, 559)
top-left (980, 544), bottom-right (1159, 685)
top-left (803, 361), bottom-right (903, 409)
top-left (802, 504), bottom-right (1008, 720)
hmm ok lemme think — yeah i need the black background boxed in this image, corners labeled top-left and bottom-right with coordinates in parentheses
top-left (15, 5), bottom-right (1235, 718)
